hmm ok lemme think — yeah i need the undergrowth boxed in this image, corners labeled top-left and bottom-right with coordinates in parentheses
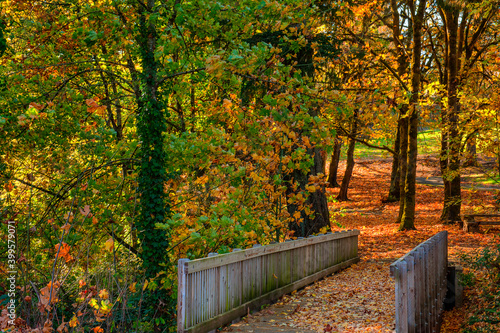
top-left (460, 240), bottom-right (500, 332)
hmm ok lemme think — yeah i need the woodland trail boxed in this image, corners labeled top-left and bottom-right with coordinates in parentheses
top-left (221, 156), bottom-right (500, 332)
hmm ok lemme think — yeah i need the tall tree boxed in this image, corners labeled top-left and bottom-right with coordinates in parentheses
top-left (435, 0), bottom-right (498, 223)
top-left (398, 0), bottom-right (427, 230)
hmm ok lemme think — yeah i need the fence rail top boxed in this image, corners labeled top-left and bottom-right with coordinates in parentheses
top-left (389, 230), bottom-right (447, 277)
top-left (180, 229), bottom-right (360, 273)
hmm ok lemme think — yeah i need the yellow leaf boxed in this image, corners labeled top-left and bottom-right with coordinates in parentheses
top-left (129, 282), bottom-right (137, 293)
top-left (69, 316), bottom-right (79, 328)
top-left (104, 238), bottom-right (114, 252)
top-left (89, 298), bottom-right (99, 309)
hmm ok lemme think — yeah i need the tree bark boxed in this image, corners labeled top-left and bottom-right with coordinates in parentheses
top-left (397, 106), bottom-right (408, 224)
top-left (463, 136), bottom-right (478, 167)
top-left (387, 121), bottom-right (401, 202)
top-left (327, 136), bottom-right (342, 188)
top-left (440, 6), bottom-right (462, 224)
top-left (337, 109), bottom-right (358, 201)
top-left (398, 0), bottom-right (427, 231)
top-left (285, 32), bottom-right (330, 237)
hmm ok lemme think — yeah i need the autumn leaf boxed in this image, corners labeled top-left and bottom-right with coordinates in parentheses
top-left (68, 316), bottom-right (78, 328)
top-left (38, 281), bottom-right (61, 311)
top-left (4, 182), bottom-right (13, 192)
top-left (42, 320), bottom-right (54, 333)
top-left (54, 243), bottom-right (73, 263)
top-left (56, 321), bottom-right (68, 333)
top-left (98, 289), bottom-right (109, 300)
top-left (63, 211), bottom-right (74, 222)
top-left (79, 205), bottom-right (91, 217)
top-left (104, 238), bottom-right (114, 252)
top-left (60, 223), bottom-right (71, 234)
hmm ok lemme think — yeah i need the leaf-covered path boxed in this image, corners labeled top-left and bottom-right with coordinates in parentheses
top-left (223, 260), bottom-right (395, 332)
top-left (222, 156), bottom-right (500, 332)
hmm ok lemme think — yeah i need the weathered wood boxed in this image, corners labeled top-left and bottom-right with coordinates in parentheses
top-left (183, 256), bottom-right (360, 333)
top-left (177, 259), bottom-right (190, 333)
top-left (407, 255), bottom-right (415, 333)
top-left (186, 230), bottom-right (360, 273)
top-left (390, 231), bottom-right (448, 333)
top-left (394, 261), bottom-right (408, 333)
top-left (178, 231), bottom-right (360, 333)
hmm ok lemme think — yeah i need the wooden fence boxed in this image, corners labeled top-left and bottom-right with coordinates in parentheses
top-left (390, 231), bottom-right (448, 333)
top-left (177, 230), bottom-right (360, 333)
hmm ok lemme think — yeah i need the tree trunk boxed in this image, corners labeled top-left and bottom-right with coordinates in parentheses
top-left (305, 147), bottom-right (331, 234)
top-left (398, 0), bottom-right (427, 231)
top-left (463, 135), bottom-right (478, 167)
top-left (286, 35), bottom-right (330, 237)
top-left (135, 1), bottom-right (173, 330)
top-left (136, 0), bottom-right (169, 281)
top-left (397, 106), bottom-right (408, 224)
top-left (440, 7), bottom-right (462, 224)
top-left (327, 136), bottom-right (342, 188)
top-left (337, 109), bottom-right (358, 201)
top-left (386, 121), bottom-right (401, 202)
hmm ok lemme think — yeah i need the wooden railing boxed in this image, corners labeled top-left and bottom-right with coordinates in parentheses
top-left (177, 230), bottom-right (360, 333)
top-left (390, 231), bottom-right (448, 333)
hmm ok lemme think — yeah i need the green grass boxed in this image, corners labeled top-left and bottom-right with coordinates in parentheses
top-left (339, 129), bottom-right (441, 160)
top-left (466, 173), bottom-right (500, 185)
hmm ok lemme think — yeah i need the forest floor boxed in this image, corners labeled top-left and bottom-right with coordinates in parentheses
top-left (221, 155), bottom-right (500, 332)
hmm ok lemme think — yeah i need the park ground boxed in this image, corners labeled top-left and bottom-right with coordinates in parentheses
top-left (222, 155), bottom-right (500, 332)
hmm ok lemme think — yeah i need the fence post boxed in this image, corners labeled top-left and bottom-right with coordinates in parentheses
top-left (177, 258), bottom-right (190, 333)
top-left (406, 255), bottom-right (415, 333)
top-left (395, 261), bottom-right (408, 333)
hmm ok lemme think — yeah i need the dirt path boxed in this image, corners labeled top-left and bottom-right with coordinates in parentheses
top-left (222, 156), bottom-right (500, 333)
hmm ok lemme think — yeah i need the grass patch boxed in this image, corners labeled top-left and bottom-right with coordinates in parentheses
top-left (340, 129), bottom-right (441, 160)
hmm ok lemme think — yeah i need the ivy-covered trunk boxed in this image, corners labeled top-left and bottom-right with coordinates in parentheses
top-left (136, 0), bottom-right (169, 281)
top-left (135, 1), bottom-right (173, 330)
